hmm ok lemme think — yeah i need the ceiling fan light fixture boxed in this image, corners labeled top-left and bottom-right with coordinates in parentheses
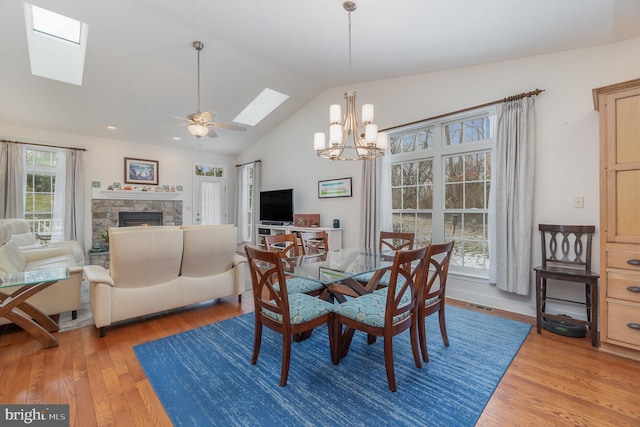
top-left (188, 124), bottom-right (209, 138)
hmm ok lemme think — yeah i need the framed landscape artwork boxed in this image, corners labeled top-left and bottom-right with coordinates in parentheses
top-left (318, 177), bottom-right (352, 198)
top-left (124, 157), bottom-right (159, 185)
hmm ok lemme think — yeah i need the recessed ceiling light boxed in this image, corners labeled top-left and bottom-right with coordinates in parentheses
top-left (106, 125), bottom-right (117, 130)
top-left (172, 136), bottom-right (181, 140)
top-left (234, 88), bottom-right (289, 127)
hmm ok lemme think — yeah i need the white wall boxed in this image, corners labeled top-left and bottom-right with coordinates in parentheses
top-left (3, 35), bottom-right (639, 317)
top-left (0, 124), bottom-right (237, 250)
top-left (237, 35), bottom-right (640, 316)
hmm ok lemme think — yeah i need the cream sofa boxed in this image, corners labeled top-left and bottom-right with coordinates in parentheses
top-left (0, 223), bottom-right (84, 325)
top-left (0, 218), bottom-right (85, 265)
top-left (83, 225), bottom-right (246, 336)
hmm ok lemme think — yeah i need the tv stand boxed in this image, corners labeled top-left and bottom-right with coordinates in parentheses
top-left (256, 224), bottom-right (342, 250)
top-left (261, 221), bottom-right (290, 226)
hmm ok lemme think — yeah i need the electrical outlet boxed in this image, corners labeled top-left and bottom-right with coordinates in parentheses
top-left (573, 196), bottom-right (584, 208)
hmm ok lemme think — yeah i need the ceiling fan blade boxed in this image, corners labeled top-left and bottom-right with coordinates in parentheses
top-left (210, 122), bottom-right (247, 132)
top-left (148, 110), bottom-right (187, 121)
top-left (207, 129), bottom-right (218, 138)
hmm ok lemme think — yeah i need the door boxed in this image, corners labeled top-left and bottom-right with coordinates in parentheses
top-left (194, 176), bottom-right (226, 224)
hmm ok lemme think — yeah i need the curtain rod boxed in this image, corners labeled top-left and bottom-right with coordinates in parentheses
top-left (235, 159), bottom-right (261, 167)
top-left (383, 88), bottom-right (545, 132)
top-left (0, 139), bottom-right (87, 152)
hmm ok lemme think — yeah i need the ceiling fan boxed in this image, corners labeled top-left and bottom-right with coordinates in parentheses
top-left (181, 41), bottom-right (247, 139)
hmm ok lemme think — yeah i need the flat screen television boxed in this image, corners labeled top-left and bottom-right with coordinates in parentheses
top-left (259, 189), bottom-right (294, 224)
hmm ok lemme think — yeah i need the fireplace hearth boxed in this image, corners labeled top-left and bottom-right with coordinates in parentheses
top-left (119, 211), bottom-right (163, 227)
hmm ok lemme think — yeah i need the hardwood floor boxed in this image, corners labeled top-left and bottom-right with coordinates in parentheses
top-left (1, 295), bottom-right (638, 426)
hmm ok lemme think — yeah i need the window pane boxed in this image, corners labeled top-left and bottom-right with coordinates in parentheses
top-left (417, 160), bottom-right (432, 184)
top-left (34, 194), bottom-right (53, 212)
top-left (444, 213), bottom-right (462, 240)
top-left (444, 156), bottom-right (463, 183)
top-left (402, 163), bottom-right (417, 185)
top-left (465, 182), bottom-right (485, 209)
top-left (400, 213), bottom-right (415, 234)
top-left (391, 164), bottom-right (402, 186)
top-left (418, 185), bottom-right (432, 209)
top-left (392, 188), bottom-right (402, 209)
top-left (415, 213), bottom-right (432, 247)
top-left (392, 213), bottom-right (402, 232)
top-left (390, 128), bottom-right (433, 154)
top-left (402, 186), bottom-right (417, 209)
top-left (445, 183), bottom-right (463, 209)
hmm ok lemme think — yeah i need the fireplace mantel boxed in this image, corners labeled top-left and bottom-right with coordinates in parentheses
top-left (92, 188), bottom-right (183, 201)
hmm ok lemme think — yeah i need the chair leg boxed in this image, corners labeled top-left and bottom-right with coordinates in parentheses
top-left (535, 273), bottom-right (543, 334)
top-left (280, 332), bottom-right (292, 387)
top-left (409, 321), bottom-right (423, 369)
top-left (439, 305), bottom-right (449, 347)
top-left (417, 312), bottom-right (429, 363)
top-left (585, 283), bottom-right (591, 322)
top-left (331, 319), bottom-right (341, 365)
top-left (251, 317), bottom-right (262, 365)
top-left (383, 335), bottom-right (397, 392)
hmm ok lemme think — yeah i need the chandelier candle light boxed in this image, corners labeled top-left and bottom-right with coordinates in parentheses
top-left (314, 1), bottom-right (388, 161)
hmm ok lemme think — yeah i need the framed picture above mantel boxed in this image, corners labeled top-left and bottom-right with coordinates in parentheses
top-left (124, 157), bottom-right (159, 185)
top-left (318, 177), bottom-right (352, 199)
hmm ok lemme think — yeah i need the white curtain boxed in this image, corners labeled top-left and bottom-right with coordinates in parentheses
top-left (51, 149), bottom-right (84, 248)
top-left (0, 141), bottom-right (24, 218)
top-left (64, 150), bottom-right (84, 245)
top-left (234, 161), bottom-right (261, 244)
top-left (361, 154), bottom-right (391, 250)
top-left (489, 97), bottom-right (535, 295)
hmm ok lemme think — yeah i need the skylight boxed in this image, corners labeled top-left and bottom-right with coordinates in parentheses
top-left (31, 4), bottom-right (81, 44)
top-left (234, 88), bottom-right (289, 127)
top-left (23, 2), bottom-right (89, 86)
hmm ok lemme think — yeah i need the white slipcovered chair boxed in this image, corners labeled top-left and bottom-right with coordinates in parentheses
top-left (0, 223), bottom-right (83, 325)
top-left (0, 218), bottom-right (85, 265)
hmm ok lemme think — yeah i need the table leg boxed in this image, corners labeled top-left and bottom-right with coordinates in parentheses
top-left (0, 281), bottom-right (60, 348)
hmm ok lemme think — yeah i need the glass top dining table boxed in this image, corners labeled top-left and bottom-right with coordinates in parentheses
top-left (282, 248), bottom-right (394, 297)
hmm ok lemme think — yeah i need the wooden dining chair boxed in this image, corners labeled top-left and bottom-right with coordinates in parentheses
top-left (299, 231), bottom-right (329, 255)
top-left (332, 246), bottom-right (427, 392)
top-left (416, 241), bottom-right (455, 363)
top-left (355, 231), bottom-right (415, 287)
top-left (244, 246), bottom-right (334, 387)
top-left (380, 231), bottom-right (415, 254)
top-left (263, 233), bottom-right (325, 296)
top-left (263, 233), bottom-right (300, 258)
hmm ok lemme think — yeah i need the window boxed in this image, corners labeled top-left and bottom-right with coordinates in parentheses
top-left (23, 3), bottom-right (89, 85)
top-left (195, 164), bottom-right (224, 177)
top-left (389, 111), bottom-right (495, 274)
top-left (24, 147), bottom-right (59, 235)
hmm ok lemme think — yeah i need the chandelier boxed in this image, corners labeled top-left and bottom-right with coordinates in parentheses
top-left (313, 1), bottom-right (388, 161)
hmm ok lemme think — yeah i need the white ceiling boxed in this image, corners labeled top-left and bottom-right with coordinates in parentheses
top-left (1, 0), bottom-right (639, 156)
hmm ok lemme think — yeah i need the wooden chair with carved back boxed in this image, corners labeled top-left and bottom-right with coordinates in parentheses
top-left (244, 246), bottom-right (334, 387)
top-left (533, 224), bottom-right (599, 346)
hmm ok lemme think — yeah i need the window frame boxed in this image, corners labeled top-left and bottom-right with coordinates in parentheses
top-left (388, 108), bottom-right (495, 277)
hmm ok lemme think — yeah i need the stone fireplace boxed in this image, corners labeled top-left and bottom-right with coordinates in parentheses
top-left (91, 190), bottom-right (183, 248)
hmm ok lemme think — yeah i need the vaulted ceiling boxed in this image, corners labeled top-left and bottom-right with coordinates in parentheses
top-left (1, 0), bottom-right (639, 155)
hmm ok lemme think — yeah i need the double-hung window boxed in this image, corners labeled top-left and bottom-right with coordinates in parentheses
top-left (24, 147), bottom-right (62, 236)
top-left (389, 109), bottom-right (495, 275)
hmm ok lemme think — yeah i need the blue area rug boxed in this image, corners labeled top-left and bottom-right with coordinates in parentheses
top-left (134, 306), bottom-right (531, 426)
